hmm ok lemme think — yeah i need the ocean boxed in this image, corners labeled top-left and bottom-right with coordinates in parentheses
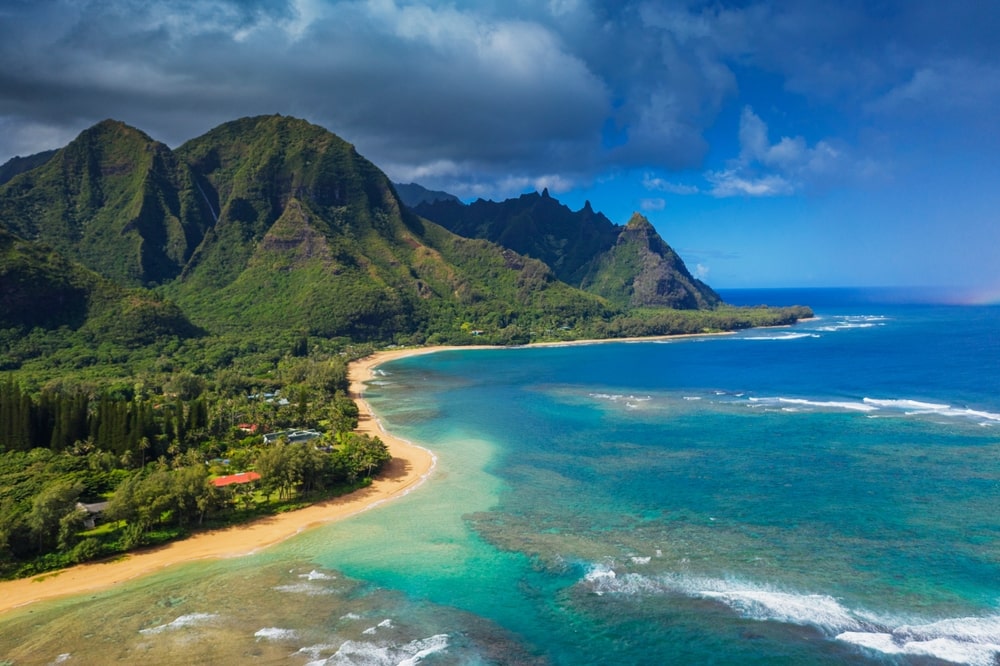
top-left (1, 288), bottom-right (998, 665)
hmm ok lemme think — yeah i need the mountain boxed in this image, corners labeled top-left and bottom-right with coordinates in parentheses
top-left (0, 120), bottom-right (212, 286)
top-left (1, 115), bottom-right (810, 359)
top-left (581, 213), bottom-right (719, 309)
top-left (0, 226), bottom-right (199, 349)
top-left (0, 116), bottom-right (608, 344)
top-left (393, 182), bottom-right (461, 207)
top-left (412, 190), bottom-right (720, 309)
top-left (0, 150), bottom-right (57, 186)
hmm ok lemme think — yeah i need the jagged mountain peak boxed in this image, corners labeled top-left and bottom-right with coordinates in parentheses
top-left (624, 212), bottom-right (655, 231)
top-left (414, 192), bottom-right (720, 309)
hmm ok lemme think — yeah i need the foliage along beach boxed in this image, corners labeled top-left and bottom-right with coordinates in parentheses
top-left (0, 349), bottom-right (437, 615)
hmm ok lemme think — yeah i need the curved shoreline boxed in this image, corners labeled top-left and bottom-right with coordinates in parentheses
top-left (0, 347), bottom-right (449, 616)
top-left (0, 333), bottom-right (744, 616)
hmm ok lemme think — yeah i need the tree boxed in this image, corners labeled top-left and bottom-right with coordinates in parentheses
top-left (26, 480), bottom-right (83, 553)
top-left (334, 432), bottom-right (390, 483)
top-left (330, 390), bottom-right (359, 433)
top-left (255, 439), bottom-right (298, 501)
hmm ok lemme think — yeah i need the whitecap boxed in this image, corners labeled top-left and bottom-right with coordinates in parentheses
top-left (139, 613), bottom-right (219, 635)
top-left (273, 582), bottom-right (335, 596)
top-left (837, 616), bottom-right (1000, 666)
top-left (630, 556), bottom-right (651, 565)
top-left (255, 627), bottom-right (298, 641)
top-left (363, 618), bottom-right (394, 635)
top-left (300, 569), bottom-right (335, 581)
top-left (578, 565), bottom-right (1000, 665)
top-left (863, 398), bottom-right (1000, 424)
top-left (695, 587), bottom-right (864, 634)
top-left (744, 332), bottom-right (821, 341)
top-left (748, 397), bottom-right (877, 413)
top-left (308, 633), bottom-right (449, 666)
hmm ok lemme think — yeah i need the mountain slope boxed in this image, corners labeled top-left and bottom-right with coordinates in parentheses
top-left (413, 191), bottom-right (720, 309)
top-left (166, 115), bottom-right (609, 340)
top-left (582, 213), bottom-right (720, 309)
top-left (393, 182), bottom-right (461, 207)
top-left (0, 227), bottom-right (199, 347)
top-left (0, 150), bottom-right (57, 186)
top-left (0, 121), bottom-right (212, 286)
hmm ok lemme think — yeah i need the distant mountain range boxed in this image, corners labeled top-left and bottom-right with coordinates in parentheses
top-left (410, 191), bottom-right (720, 310)
top-left (0, 115), bottom-right (805, 354)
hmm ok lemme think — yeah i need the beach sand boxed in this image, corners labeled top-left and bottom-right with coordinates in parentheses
top-left (0, 347), bottom-right (445, 616)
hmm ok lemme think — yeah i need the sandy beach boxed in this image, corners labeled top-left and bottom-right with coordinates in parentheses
top-left (0, 347), bottom-right (446, 616)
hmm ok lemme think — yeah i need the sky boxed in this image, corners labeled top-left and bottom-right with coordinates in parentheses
top-left (1, 0), bottom-right (998, 295)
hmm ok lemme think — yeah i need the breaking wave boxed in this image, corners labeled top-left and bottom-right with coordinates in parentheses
top-left (580, 565), bottom-right (1000, 665)
top-left (139, 613), bottom-right (219, 635)
top-left (298, 633), bottom-right (449, 666)
top-left (255, 627), bottom-right (299, 641)
top-left (743, 395), bottom-right (1000, 425)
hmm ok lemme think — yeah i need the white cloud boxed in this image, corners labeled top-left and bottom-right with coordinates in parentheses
top-left (642, 174), bottom-right (699, 195)
top-left (705, 106), bottom-right (856, 197)
top-left (695, 263), bottom-right (710, 280)
top-left (705, 169), bottom-right (794, 198)
top-left (639, 197), bottom-right (666, 211)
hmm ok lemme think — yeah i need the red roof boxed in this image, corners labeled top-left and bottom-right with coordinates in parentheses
top-left (212, 471), bottom-right (262, 487)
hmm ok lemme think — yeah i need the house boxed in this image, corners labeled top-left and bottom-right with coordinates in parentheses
top-left (211, 471), bottom-right (262, 488)
top-left (76, 501), bottom-right (109, 530)
top-left (262, 429), bottom-right (322, 445)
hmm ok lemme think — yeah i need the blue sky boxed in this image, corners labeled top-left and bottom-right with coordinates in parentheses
top-left (0, 1), bottom-right (998, 295)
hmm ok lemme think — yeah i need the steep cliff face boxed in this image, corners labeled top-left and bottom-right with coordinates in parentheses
top-left (414, 194), bottom-right (721, 309)
top-left (0, 120), bottom-right (212, 286)
top-left (582, 213), bottom-right (721, 309)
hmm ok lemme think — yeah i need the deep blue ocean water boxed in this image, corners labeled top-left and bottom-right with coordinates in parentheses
top-left (1, 288), bottom-right (998, 665)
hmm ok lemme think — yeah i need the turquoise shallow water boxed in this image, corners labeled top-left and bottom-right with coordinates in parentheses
top-left (1, 289), bottom-right (998, 665)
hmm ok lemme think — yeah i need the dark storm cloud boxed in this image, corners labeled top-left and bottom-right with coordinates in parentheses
top-left (0, 0), bottom-right (997, 197)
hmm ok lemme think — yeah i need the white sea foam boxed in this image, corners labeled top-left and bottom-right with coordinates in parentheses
top-left (744, 332), bottom-right (821, 341)
top-left (743, 394), bottom-right (1000, 425)
top-left (837, 616), bottom-right (1000, 666)
top-left (580, 565), bottom-right (1000, 665)
top-left (273, 582), bottom-right (336, 596)
top-left (139, 612), bottom-right (219, 635)
top-left (863, 398), bottom-right (1000, 424)
top-left (748, 397), bottom-right (878, 413)
top-left (304, 633), bottom-right (449, 666)
top-left (300, 569), bottom-right (336, 581)
top-left (630, 556), bottom-right (651, 565)
top-left (255, 627), bottom-right (299, 641)
top-left (589, 393), bottom-right (652, 403)
top-left (362, 618), bottom-right (394, 635)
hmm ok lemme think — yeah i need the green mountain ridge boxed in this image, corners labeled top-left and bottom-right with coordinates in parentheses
top-left (0, 150), bottom-right (58, 186)
top-left (0, 116), bottom-right (614, 347)
top-left (0, 120), bottom-right (211, 287)
top-left (0, 114), bottom-right (810, 372)
top-left (412, 190), bottom-right (720, 309)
